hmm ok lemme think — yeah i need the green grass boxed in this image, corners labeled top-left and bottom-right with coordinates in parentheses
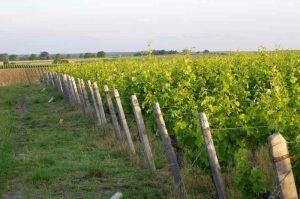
top-left (0, 84), bottom-right (172, 198)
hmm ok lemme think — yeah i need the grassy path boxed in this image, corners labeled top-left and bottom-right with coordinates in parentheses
top-left (0, 84), bottom-right (171, 198)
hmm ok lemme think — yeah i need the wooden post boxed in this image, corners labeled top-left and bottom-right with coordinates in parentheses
top-left (199, 113), bottom-right (227, 199)
top-left (130, 95), bottom-right (156, 172)
top-left (268, 133), bottom-right (298, 199)
top-left (80, 79), bottom-right (93, 116)
top-left (71, 76), bottom-right (81, 107)
top-left (52, 72), bottom-right (59, 90)
top-left (76, 78), bottom-right (86, 114)
top-left (153, 103), bottom-right (185, 198)
top-left (63, 74), bottom-right (72, 102)
top-left (51, 72), bottom-right (57, 89)
top-left (104, 85), bottom-right (122, 142)
top-left (47, 72), bottom-right (52, 86)
top-left (93, 82), bottom-right (107, 125)
top-left (55, 73), bottom-right (64, 94)
top-left (88, 80), bottom-right (102, 126)
top-left (49, 72), bottom-right (55, 88)
top-left (66, 75), bottom-right (75, 104)
top-left (67, 75), bottom-right (76, 105)
top-left (113, 89), bottom-right (136, 154)
top-left (59, 74), bottom-right (68, 101)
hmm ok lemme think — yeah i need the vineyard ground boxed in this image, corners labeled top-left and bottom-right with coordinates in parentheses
top-left (0, 84), bottom-right (173, 198)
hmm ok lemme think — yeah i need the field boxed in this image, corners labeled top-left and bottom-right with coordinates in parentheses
top-left (0, 68), bottom-right (46, 86)
top-left (54, 50), bottom-right (300, 197)
top-left (0, 50), bottom-right (299, 198)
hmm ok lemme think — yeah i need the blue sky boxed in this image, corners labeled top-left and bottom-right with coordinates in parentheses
top-left (0, 0), bottom-right (299, 54)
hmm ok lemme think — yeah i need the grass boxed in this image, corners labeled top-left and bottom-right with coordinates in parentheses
top-left (0, 84), bottom-right (172, 198)
top-left (0, 83), bottom-right (276, 198)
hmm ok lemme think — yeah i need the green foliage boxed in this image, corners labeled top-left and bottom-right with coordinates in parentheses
top-left (96, 51), bottom-right (106, 58)
top-left (8, 54), bottom-right (18, 61)
top-left (39, 51), bottom-right (50, 60)
top-left (84, 52), bottom-right (96, 58)
top-left (0, 53), bottom-right (9, 61)
top-left (54, 50), bottom-right (300, 194)
top-left (29, 54), bottom-right (37, 60)
top-left (234, 149), bottom-right (268, 197)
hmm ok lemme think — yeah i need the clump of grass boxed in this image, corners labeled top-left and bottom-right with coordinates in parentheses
top-left (86, 161), bottom-right (107, 178)
top-left (0, 142), bottom-right (16, 182)
top-left (27, 169), bottom-right (54, 186)
top-left (38, 156), bottom-right (55, 167)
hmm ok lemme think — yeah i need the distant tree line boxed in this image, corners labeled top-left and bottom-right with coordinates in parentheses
top-left (134, 49), bottom-right (179, 56)
top-left (78, 51), bottom-right (106, 59)
top-left (0, 50), bottom-right (106, 63)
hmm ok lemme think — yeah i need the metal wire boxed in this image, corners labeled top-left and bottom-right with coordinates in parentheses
top-left (268, 169), bottom-right (292, 199)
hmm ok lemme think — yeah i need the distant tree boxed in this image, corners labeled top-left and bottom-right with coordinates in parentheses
top-left (84, 52), bottom-right (96, 59)
top-left (39, 51), bottom-right (50, 60)
top-left (134, 51), bottom-right (147, 56)
top-left (66, 54), bottom-right (71, 59)
top-left (203, 49), bottom-right (210, 54)
top-left (97, 51), bottom-right (106, 58)
top-left (29, 54), bottom-right (37, 60)
top-left (79, 54), bottom-right (84, 58)
top-left (9, 54), bottom-right (18, 61)
top-left (0, 53), bottom-right (9, 61)
top-left (151, 49), bottom-right (178, 55)
top-left (53, 54), bottom-right (62, 60)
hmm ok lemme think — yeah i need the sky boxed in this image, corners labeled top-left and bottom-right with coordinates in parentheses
top-left (0, 0), bottom-right (299, 54)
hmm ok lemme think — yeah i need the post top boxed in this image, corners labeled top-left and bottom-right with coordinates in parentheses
top-left (104, 85), bottom-right (109, 92)
top-left (113, 89), bottom-right (119, 97)
top-left (268, 133), bottom-right (285, 145)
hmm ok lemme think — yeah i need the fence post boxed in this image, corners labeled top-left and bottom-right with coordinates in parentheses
top-left (80, 79), bottom-right (93, 116)
top-left (63, 74), bottom-right (71, 103)
top-left (59, 74), bottom-right (68, 101)
top-left (113, 89), bottom-right (136, 154)
top-left (55, 73), bottom-right (63, 94)
top-left (130, 95), bottom-right (156, 172)
top-left (268, 133), bottom-right (298, 199)
top-left (71, 76), bottom-right (81, 107)
top-left (93, 82), bottom-right (107, 125)
top-left (88, 80), bottom-right (102, 126)
top-left (67, 75), bottom-right (76, 105)
top-left (153, 102), bottom-right (185, 198)
top-left (52, 72), bottom-right (59, 90)
top-left (104, 85), bottom-right (122, 142)
top-left (49, 72), bottom-right (55, 88)
top-left (76, 78), bottom-right (86, 114)
top-left (198, 113), bottom-right (227, 199)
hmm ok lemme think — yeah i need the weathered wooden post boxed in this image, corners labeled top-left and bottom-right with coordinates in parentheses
top-left (198, 113), bottom-right (227, 199)
top-left (93, 82), bottom-right (107, 125)
top-left (268, 133), bottom-right (298, 199)
top-left (56, 73), bottom-right (64, 94)
top-left (52, 72), bottom-right (59, 90)
top-left (130, 95), bottom-right (156, 172)
top-left (49, 72), bottom-right (55, 88)
top-left (88, 80), bottom-right (102, 126)
top-left (67, 75), bottom-right (76, 105)
top-left (113, 89), bottom-right (136, 154)
top-left (80, 79), bottom-right (93, 116)
top-left (153, 102), bottom-right (185, 198)
top-left (59, 74), bottom-right (68, 101)
top-left (76, 78), bottom-right (86, 114)
top-left (71, 76), bottom-right (81, 107)
top-left (63, 74), bottom-right (72, 102)
top-left (104, 85), bottom-right (122, 142)
top-left (52, 72), bottom-right (57, 89)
